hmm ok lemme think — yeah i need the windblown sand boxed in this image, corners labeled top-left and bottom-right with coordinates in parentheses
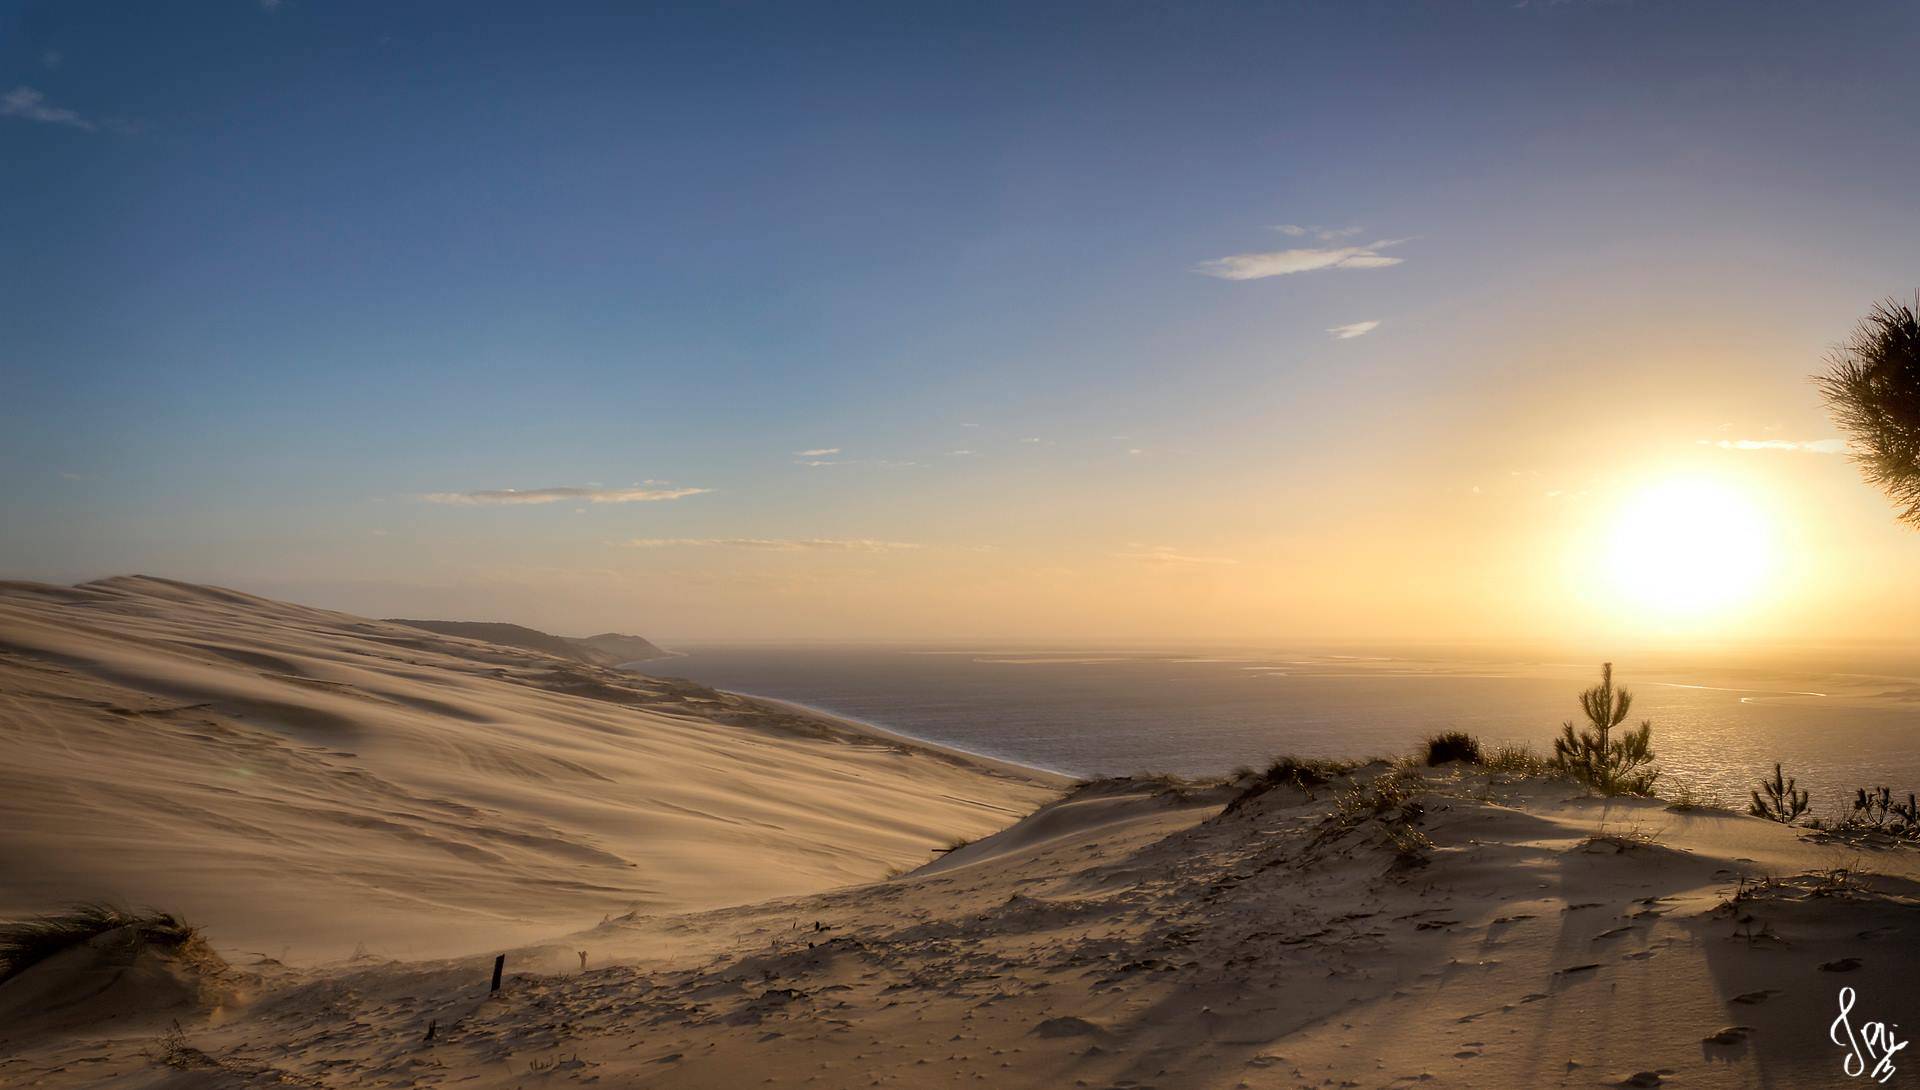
top-left (3, 578), bottom-right (1917, 1088)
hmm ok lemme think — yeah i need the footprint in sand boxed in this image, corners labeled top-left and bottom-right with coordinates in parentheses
top-left (1031, 1016), bottom-right (1102, 1038)
top-left (1821, 957), bottom-right (1864, 972)
top-left (1702, 1026), bottom-right (1753, 1046)
top-left (1731, 989), bottom-right (1779, 1004)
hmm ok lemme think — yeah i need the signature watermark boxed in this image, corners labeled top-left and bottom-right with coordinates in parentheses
top-left (1833, 986), bottom-right (1908, 1082)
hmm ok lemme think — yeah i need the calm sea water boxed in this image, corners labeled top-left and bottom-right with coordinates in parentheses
top-left (652, 644), bottom-right (1920, 814)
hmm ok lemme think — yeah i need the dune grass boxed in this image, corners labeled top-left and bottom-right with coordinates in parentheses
top-left (0, 903), bottom-right (198, 986)
top-left (1422, 731), bottom-right (1481, 766)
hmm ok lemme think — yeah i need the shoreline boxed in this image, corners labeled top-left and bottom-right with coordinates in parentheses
top-left (720, 688), bottom-right (1080, 786)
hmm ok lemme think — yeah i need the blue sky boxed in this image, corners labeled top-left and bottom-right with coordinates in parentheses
top-left (4, 1), bottom-right (1918, 642)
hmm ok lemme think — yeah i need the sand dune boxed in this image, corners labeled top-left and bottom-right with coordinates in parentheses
top-left (6, 760), bottom-right (1918, 1087)
top-left (0, 576), bottom-right (1064, 962)
top-left (4, 578), bottom-right (1917, 1086)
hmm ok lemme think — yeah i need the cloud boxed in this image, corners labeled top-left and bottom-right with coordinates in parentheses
top-left (1114, 546), bottom-right (1238, 566)
top-left (622, 537), bottom-right (921, 552)
top-left (795, 457), bottom-right (918, 467)
top-left (795, 448), bottom-right (840, 457)
top-left (1274, 224), bottom-right (1365, 241)
top-left (2, 87), bottom-right (94, 131)
top-left (1327, 320), bottom-right (1381, 340)
top-left (1699, 438), bottom-right (1846, 454)
top-left (1196, 238), bottom-right (1405, 280)
top-left (421, 485), bottom-right (709, 506)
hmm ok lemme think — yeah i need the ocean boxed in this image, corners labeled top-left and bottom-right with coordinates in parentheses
top-left (651, 644), bottom-right (1920, 816)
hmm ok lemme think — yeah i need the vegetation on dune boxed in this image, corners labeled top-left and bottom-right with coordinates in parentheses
top-left (1832, 785), bottom-right (1920, 839)
top-left (1422, 731), bottom-right (1481, 766)
top-left (0, 903), bottom-right (199, 986)
top-left (1481, 743), bottom-right (1553, 777)
top-left (1221, 755), bottom-right (1372, 812)
top-left (1549, 662), bottom-right (1658, 795)
top-left (1749, 763), bottom-right (1810, 824)
top-left (1818, 296), bottom-right (1920, 528)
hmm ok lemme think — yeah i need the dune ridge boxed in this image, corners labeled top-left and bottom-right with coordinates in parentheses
top-left (383, 618), bottom-right (670, 667)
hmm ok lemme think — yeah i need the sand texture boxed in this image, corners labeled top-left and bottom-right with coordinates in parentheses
top-left (0, 576), bottom-right (1064, 961)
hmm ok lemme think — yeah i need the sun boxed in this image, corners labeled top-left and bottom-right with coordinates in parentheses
top-left (1604, 477), bottom-right (1775, 618)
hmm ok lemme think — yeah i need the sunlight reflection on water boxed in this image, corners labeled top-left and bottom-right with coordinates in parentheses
top-left (658, 646), bottom-right (1920, 815)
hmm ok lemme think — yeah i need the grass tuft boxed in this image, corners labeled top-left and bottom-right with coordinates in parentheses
top-left (1422, 731), bottom-right (1481, 766)
top-left (0, 903), bottom-right (198, 986)
top-left (1482, 743), bottom-right (1552, 776)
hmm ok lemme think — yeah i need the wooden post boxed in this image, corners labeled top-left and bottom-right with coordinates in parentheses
top-left (490, 954), bottom-right (504, 994)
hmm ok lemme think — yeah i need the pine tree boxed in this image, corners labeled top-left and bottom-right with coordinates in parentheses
top-left (1550, 662), bottom-right (1658, 795)
top-left (1817, 297), bottom-right (1920, 528)
top-left (1749, 763), bottom-right (1810, 824)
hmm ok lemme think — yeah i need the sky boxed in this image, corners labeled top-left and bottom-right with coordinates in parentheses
top-left (3, 0), bottom-right (1918, 646)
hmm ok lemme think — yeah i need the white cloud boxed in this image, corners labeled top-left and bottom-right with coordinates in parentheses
top-left (948, 449), bottom-right (976, 456)
top-left (795, 447), bottom-right (840, 457)
top-left (1115, 546), bottom-right (1238, 566)
top-left (1196, 238), bottom-right (1406, 280)
top-left (1274, 224), bottom-right (1364, 241)
top-left (2, 87), bottom-right (94, 131)
top-left (421, 485), bottom-right (709, 506)
top-left (622, 537), bottom-right (921, 552)
top-left (1700, 438), bottom-right (1846, 454)
top-left (1327, 320), bottom-right (1381, 340)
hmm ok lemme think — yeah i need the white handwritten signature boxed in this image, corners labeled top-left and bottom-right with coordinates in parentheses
top-left (1833, 986), bottom-right (1909, 1082)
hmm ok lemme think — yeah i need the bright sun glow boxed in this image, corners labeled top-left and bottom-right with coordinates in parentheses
top-left (1605, 477), bottom-right (1775, 618)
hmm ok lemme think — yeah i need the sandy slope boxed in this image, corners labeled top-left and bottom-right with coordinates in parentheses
top-left (0, 576), bottom-right (1064, 961)
top-left (5, 578), bottom-right (1918, 1087)
top-left (7, 761), bottom-right (1920, 1088)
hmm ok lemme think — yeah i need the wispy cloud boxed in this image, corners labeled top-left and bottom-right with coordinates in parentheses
top-left (1698, 438), bottom-right (1846, 454)
top-left (1327, 320), bottom-right (1381, 340)
top-left (795, 447), bottom-right (840, 457)
top-left (1274, 224), bottom-right (1364, 241)
top-left (1114, 546), bottom-right (1239, 566)
top-left (795, 457), bottom-right (918, 467)
top-left (421, 485), bottom-right (709, 506)
top-left (2, 87), bottom-right (94, 131)
top-left (1197, 236), bottom-right (1406, 281)
top-left (622, 537), bottom-right (921, 552)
